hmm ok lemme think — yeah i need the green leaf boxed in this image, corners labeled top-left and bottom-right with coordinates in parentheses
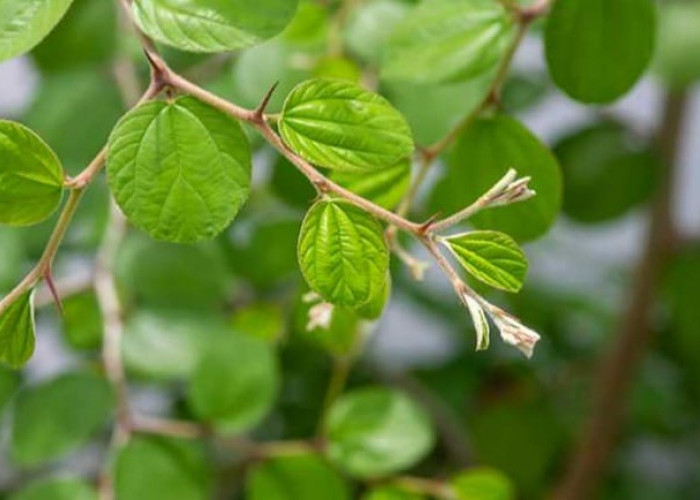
top-left (132, 0), bottom-right (299, 53)
top-left (545, 0), bottom-right (656, 103)
top-left (432, 114), bottom-right (561, 242)
top-left (247, 453), bottom-right (351, 500)
top-left (444, 231), bottom-right (528, 293)
top-left (230, 303), bottom-right (286, 343)
top-left (0, 0), bottom-right (76, 62)
top-left (329, 158), bottom-right (411, 210)
top-left (356, 273), bottom-right (391, 320)
top-left (298, 200), bottom-right (389, 308)
top-left (279, 79), bottom-right (414, 172)
top-left (326, 387), bottom-right (435, 478)
top-left (11, 371), bottom-right (113, 465)
top-left (363, 487), bottom-right (425, 500)
top-left (115, 234), bottom-right (230, 311)
top-left (667, 249), bottom-right (700, 377)
top-left (107, 96), bottom-right (251, 243)
top-left (653, 1), bottom-right (700, 89)
top-left (0, 121), bottom-right (64, 226)
top-left (123, 309), bottom-right (230, 381)
top-left (294, 301), bottom-right (361, 357)
top-left (381, 0), bottom-right (516, 84)
top-left (344, 0), bottom-right (409, 67)
top-left (452, 468), bottom-right (514, 500)
top-left (554, 121), bottom-right (660, 224)
top-left (115, 436), bottom-right (211, 500)
top-left (0, 366), bottom-right (19, 411)
top-left (32, 0), bottom-right (117, 73)
top-left (10, 477), bottom-right (97, 500)
top-left (0, 291), bottom-right (35, 369)
top-left (187, 332), bottom-right (279, 433)
top-left (62, 291), bottom-right (103, 350)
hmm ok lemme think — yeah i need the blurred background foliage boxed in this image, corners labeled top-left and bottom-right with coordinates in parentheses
top-left (1, 0), bottom-right (700, 499)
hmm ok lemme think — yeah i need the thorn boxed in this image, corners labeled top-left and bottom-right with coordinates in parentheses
top-left (418, 212), bottom-right (442, 234)
top-left (254, 81), bottom-right (280, 121)
top-left (142, 48), bottom-right (169, 89)
top-left (43, 269), bottom-right (64, 316)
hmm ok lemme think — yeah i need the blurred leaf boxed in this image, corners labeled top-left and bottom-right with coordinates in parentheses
top-left (444, 231), bottom-right (528, 293)
top-left (554, 121), bottom-right (660, 223)
top-left (295, 300), bottom-right (360, 357)
top-left (344, 0), bottom-right (409, 67)
top-left (667, 249), bottom-right (700, 380)
top-left (432, 114), bottom-right (561, 242)
top-left (231, 303), bottom-right (286, 343)
top-left (247, 453), bottom-right (351, 500)
top-left (501, 72), bottom-right (549, 113)
top-left (187, 332), bottom-right (279, 433)
top-left (122, 309), bottom-right (230, 381)
top-left (132, 0), bottom-right (299, 53)
top-left (283, 1), bottom-right (328, 48)
top-left (279, 79), bottom-right (414, 172)
top-left (227, 217), bottom-right (301, 288)
top-left (32, 0), bottom-right (117, 73)
top-left (299, 200), bottom-right (389, 308)
top-left (107, 97), bottom-right (252, 244)
top-left (382, 0), bottom-right (516, 85)
top-left (0, 290), bottom-right (35, 369)
top-left (364, 487), bottom-right (424, 500)
top-left (62, 291), bottom-right (103, 350)
top-left (653, 0), bottom-right (700, 89)
top-left (0, 366), bottom-right (19, 412)
top-left (330, 158), bottom-right (411, 210)
top-left (0, 228), bottom-right (25, 291)
top-left (24, 70), bottom-right (124, 175)
top-left (545, 0), bottom-right (656, 103)
top-left (452, 468), bottom-right (515, 500)
top-left (326, 387), bottom-right (435, 478)
top-left (115, 436), bottom-right (211, 500)
top-left (9, 477), bottom-right (97, 500)
top-left (383, 72), bottom-right (493, 147)
top-left (313, 57), bottom-right (362, 83)
top-left (0, 121), bottom-right (64, 227)
top-left (11, 372), bottom-right (113, 466)
top-left (116, 234), bottom-right (230, 311)
top-left (0, 0), bottom-right (75, 62)
top-left (270, 153), bottom-right (318, 209)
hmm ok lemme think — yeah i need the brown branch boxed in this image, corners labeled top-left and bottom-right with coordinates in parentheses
top-left (552, 90), bottom-right (688, 500)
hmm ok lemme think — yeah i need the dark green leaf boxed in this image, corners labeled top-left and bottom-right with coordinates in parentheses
top-left (545, 0), bottom-right (656, 103)
top-left (554, 121), bottom-right (660, 223)
top-left (382, 0), bottom-right (516, 84)
top-left (10, 477), bottom-right (97, 500)
top-left (132, 0), bottom-right (299, 53)
top-left (0, 0), bottom-right (76, 62)
top-left (187, 332), bottom-right (279, 433)
top-left (247, 453), bottom-right (351, 500)
top-left (452, 468), bottom-right (514, 500)
top-left (107, 96), bottom-right (251, 243)
top-left (11, 372), bottom-right (113, 465)
top-left (432, 114), bottom-right (561, 242)
top-left (0, 121), bottom-right (64, 226)
top-left (62, 291), bottom-right (103, 350)
top-left (298, 200), bottom-right (389, 308)
top-left (0, 291), bottom-right (35, 369)
top-left (326, 387), bottom-right (435, 478)
top-left (115, 436), bottom-right (211, 500)
top-left (0, 366), bottom-right (19, 411)
top-left (444, 231), bottom-right (528, 292)
top-left (280, 79), bottom-right (414, 172)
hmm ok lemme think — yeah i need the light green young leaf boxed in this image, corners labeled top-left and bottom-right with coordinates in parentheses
top-left (330, 158), bottom-right (411, 210)
top-left (0, 0), bottom-right (75, 62)
top-left (0, 291), bottom-right (36, 369)
top-left (12, 372), bottom-right (113, 465)
top-left (107, 96), bottom-right (251, 244)
top-left (444, 231), bottom-right (528, 293)
top-left (545, 0), bottom-right (656, 103)
top-left (247, 453), bottom-right (351, 500)
top-left (0, 121), bottom-right (64, 227)
top-left (381, 0), bottom-right (516, 84)
top-left (432, 114), bottom-right (561, 242)
top-left (653, 1), bottom-right (700, 89)
top-left (326, 387), bottom-right (435, 478)
top-left (10, 477), bottom-right (98, 500)
top-left (298, 200), bottom-right (389, 308)
top-left (452, 468), bottom-right (514, 500)
top-left (115, 436), bottom-right (211, 500)
top-left (280, 79), bottom-right (414, 172)
top-left (132, 0), bottom-right (299, 53)
top-left (187, 333), bottom-right (279, 433)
